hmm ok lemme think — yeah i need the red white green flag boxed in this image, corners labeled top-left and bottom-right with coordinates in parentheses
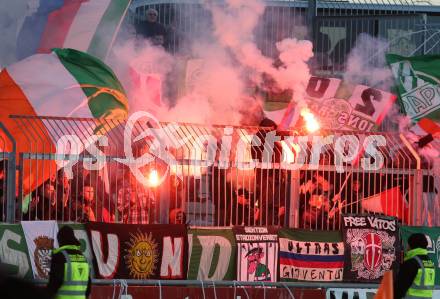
top-left (0, 48), bottom-right (128, 200)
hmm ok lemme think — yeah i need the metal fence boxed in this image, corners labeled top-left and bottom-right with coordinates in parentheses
top-left (1, 115), bottom-right (438, 228)
top-left (128, 0), bottom-right (440, 76)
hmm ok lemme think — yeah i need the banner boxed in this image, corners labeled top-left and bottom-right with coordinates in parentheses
top-left (0, 224), bottom-right (33, 279)
top-left (234, 226), bottom-right (278, 282)
top-left (342, 215), bottom-right (400, 282)
top-left (87, 223), bottom-right (188, 279)
top-left (401, 226), bottom-right (440, 285)
top-left (386, 54), bottom-right (440, 122)
top-left (21, 220), bottom-right (58, 279)
top-left (279, 229), bottom-right (344, 282)
top-left (264, 76), bottom-right (396, 132)
top-left (187, 228), bottom-right (236, 280)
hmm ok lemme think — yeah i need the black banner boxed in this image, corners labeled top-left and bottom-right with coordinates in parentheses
top-left (342, 214), bottom-right (400, 282)
top-left (87, 223), bottom-right (187, 279)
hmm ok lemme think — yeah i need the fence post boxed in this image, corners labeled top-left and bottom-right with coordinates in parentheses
top-left (399, 134), bottom-right (421, 225)
top-left (6, 152), bottom-right (16, 223)
top-left (289, 170), bottom-right (300, 228)
top-left (308, 0), bottom-right (318, 43)
top-left (17, 153), bottom-right (24, 220)
top-left (0, 123), bottom-right (17, 223)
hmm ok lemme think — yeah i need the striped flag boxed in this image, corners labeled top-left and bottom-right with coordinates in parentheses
top-left (408, 117), bottom-right (440, 148)
top-left (0, 48), bottom-right (128, 202)
top-left (279, 229), bottom-right (344, 282)
top-left (16, 0), bottom-right (131, 62)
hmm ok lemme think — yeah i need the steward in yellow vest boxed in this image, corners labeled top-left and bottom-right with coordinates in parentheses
top-left (47, 226), bottom-right (91, 299)
top-left (394, 233), bottom-right (436, 299)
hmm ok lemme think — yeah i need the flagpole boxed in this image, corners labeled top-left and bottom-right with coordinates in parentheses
top-left (327, 171), bottom-right (352, 219)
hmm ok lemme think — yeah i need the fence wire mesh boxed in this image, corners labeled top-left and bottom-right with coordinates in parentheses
top-left (1, 116), bottom-right (438, 228)
top-left (128, 0), bottom-right (440, 77)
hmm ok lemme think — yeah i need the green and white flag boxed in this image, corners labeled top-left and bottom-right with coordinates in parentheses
top-left (0, 224), bottom-right (33, 279)
top-left (386, 54), bottom-right (440, 122)
top-left (187, 228), bottom-right (237, 280)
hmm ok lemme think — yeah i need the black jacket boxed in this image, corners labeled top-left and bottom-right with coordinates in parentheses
top-left (47, 247), bottom-right (91, 299)
top-left (394, 253), bottom-right (433, 299)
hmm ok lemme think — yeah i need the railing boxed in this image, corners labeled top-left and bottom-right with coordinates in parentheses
top-left (1, 116), bottom-right (438, 228)
top-left (31, 278), bottom-right (440, 299)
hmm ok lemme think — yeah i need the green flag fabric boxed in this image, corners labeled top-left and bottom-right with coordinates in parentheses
top-left (386, 54), bottom-right (440, 122)
top-left (187, 228), bottom-right (237, 280)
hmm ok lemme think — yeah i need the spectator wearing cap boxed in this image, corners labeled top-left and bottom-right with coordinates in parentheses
top-left (47, 225), bottom-right (91, 299)
top-left (135, 8), bottom-right (167, 47)
top-left (394, 233), bottom-right (436, 299)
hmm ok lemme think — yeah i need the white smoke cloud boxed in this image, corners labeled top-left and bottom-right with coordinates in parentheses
top-left (110, 38), bottom-right (174, 114)
top-left (344, 34), bottom-right (394, 91)
top-left (108, 0), bottom-right (313, 126)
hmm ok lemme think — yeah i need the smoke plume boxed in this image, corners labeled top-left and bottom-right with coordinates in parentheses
top-left (109, 0), bottom-right (313, 126)
top-left (344, 34), bottom-right (394, 91)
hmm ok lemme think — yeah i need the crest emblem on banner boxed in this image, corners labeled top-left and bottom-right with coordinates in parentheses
top-left (347, 229), bottom-right (396, 280)
top-left (33, 236), bottom-right (54, 279)
top-left (364, 233), bottom-right (382, 270)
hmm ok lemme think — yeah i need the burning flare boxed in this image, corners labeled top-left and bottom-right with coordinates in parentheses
top-left (301, 108), bottom-right (320, 133)
top-left (148, 169), bottom-right (160, 187)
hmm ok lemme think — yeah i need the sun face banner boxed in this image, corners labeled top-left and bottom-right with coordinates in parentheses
top-left (341, 214), bottom-right (400, 282)
top-left (86, 223), bottom-right (188, 279)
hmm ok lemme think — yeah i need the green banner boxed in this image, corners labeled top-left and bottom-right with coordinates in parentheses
top-left (0, 224), bottom-right (33, 279)
top-left (188, 228), bottom-right (236, 280)
top-left (386, 54), bottom-right (440, 121)
top-left (401, 226), bottom-right (440, 285)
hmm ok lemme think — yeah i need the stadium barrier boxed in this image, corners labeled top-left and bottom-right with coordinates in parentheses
top-left (1, 116), bottom-right (439, 227)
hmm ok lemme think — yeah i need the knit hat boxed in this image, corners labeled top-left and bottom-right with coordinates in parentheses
top-left (57, 225), bottom-right (81, 247)
top-left (408, 233), bottom-right (428, 249)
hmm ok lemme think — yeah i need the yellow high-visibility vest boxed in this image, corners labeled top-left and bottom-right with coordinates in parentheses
top-left (53, 245), bottom-right (90, 299)
top-left (405, 248), bottom-right (435, 299)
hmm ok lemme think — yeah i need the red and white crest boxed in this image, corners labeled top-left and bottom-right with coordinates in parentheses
top-left (363, 233), bottom-right (382, 270)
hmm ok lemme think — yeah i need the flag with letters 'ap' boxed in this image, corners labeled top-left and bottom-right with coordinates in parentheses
top-left (387, 54), bottom-right (440, 150)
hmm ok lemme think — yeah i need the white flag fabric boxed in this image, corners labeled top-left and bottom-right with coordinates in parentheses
top-left (21, 221), bottom-right (59, 279)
